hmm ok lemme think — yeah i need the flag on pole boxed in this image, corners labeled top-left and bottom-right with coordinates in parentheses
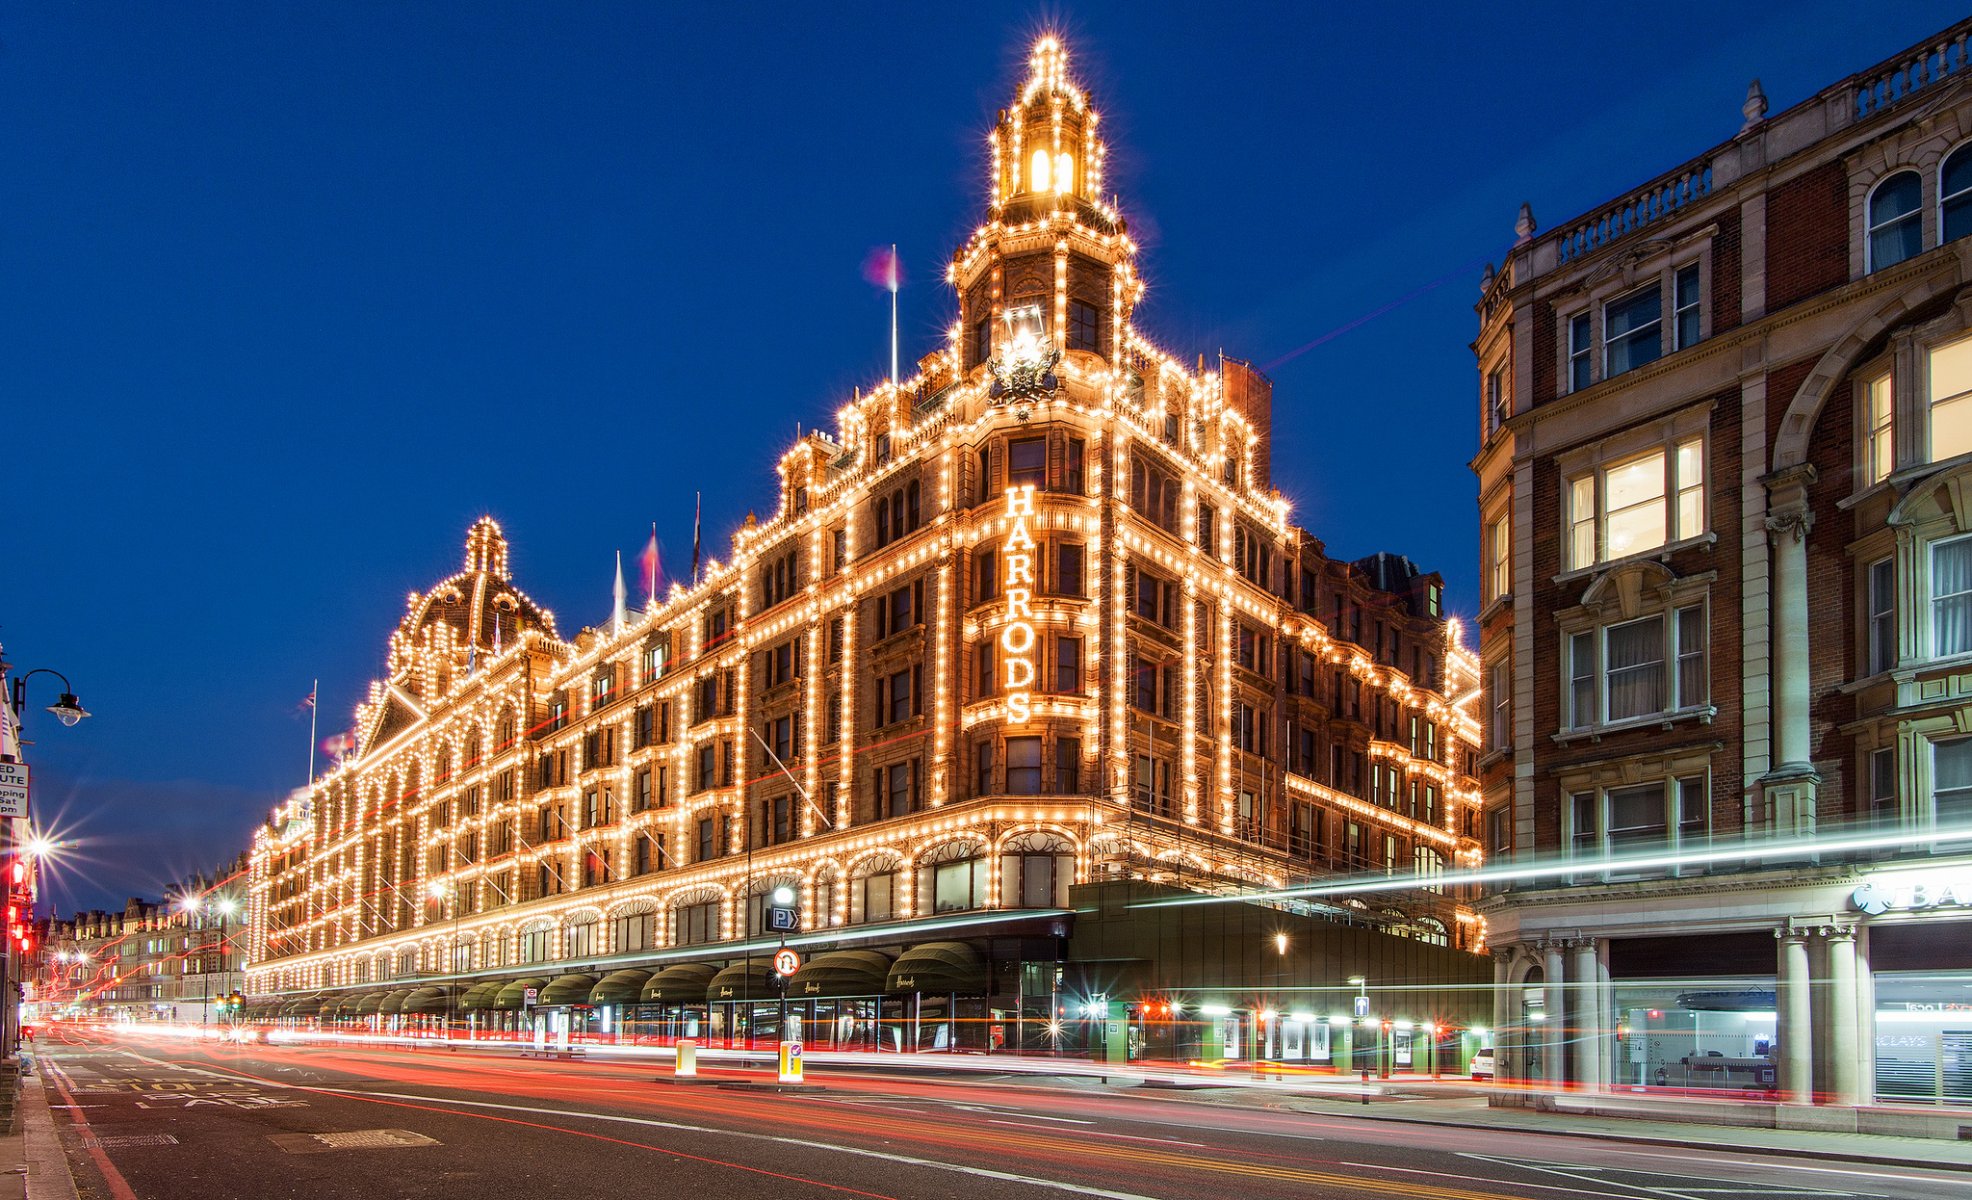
top-left (690, 493), bottom-right (703, 586)
top-left (640, 524), bottom-right (661, 603)
top-left (864, 245), bottom-right (903, 385)
top-left (295, 687), bottom-right (317, 714)
top-left (612, 550), bottom-right (628, 631)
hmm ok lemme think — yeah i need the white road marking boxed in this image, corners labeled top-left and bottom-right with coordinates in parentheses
top-left (323, 1087), bottom-right (1168, 1200)
top-left (1590, 1145), bottom-right (1947, 1189)
top-left (1458, 1153), bottom-right (1876, 1200)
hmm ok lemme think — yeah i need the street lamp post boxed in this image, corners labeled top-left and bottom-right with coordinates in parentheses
top-left (179, 895), bottom-right (237, 1036)
top-left (0, 652), bottom-right (90, 1061)
top-left (427, 881), bottom-right (459, 1040)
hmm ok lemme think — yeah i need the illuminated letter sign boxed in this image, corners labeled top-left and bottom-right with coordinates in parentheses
top-left (1002, 486), bottom-right (1039, 723)
top-left (1852, 871), bottom-right (1972, 915)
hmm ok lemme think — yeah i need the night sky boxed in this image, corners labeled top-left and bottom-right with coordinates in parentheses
top-left (7, 3), bottom-right (1962, 913)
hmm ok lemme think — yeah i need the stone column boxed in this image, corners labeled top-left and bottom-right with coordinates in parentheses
top-left (1491, 951), bottom-right (1513, 1085)
top-left (1776, 927), bottom-right (1813, 1103)
top-left (1823, 926), bottom-right (1861, 1105)
top-left (1571, 939), bottom-right (1601, 1091)
top-left (1542, 941), bottom-right (1568, 1087)
top-left (1761, 465), bottom-right (1820, 834)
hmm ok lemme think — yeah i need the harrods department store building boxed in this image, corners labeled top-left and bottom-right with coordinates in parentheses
top-left (242, 39), bottom-right (1488, 1057)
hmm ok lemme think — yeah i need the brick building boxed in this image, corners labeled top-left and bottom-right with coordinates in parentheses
top-left (241, 36), bottom-right (1489, 1065)
top-left (1475, 18), bottom-right (1972, 1111)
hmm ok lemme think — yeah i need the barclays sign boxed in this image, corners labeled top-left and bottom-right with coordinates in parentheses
top-left (1850, 872), bottom-right (1972, 916)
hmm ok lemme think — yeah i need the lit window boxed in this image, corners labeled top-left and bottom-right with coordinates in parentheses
top-left (1864, 372), bottom-right (1895, 484)
top-left (1868, 171), bottom-right (1923, 271)
top-left (1486, 512), bottom-right (1510, 602)
top-left (1929, 336), bottom-right (1972, 461)
top-left (1944, 145), bottom-right (1972, 244)
top-left (1566, 604), bottom-right (1707, 728)
top-left (1054, 151), bottom-right (1073, 196)
top-left (1566, 438), bottom-right (1705, 569)
top-left (1931, 535), bottom-right (1972, 657)
top-left (1029, 148), bottom-right (1052, 195)
top-left (1068, 299), bottom-right (1099, 352)
top-left (1604, 286), bottom-right (1663, 377)
top-left (1673, 264), bottom-right (1701, 350)
top-left (1008, 437), bottom-right (1046, 488)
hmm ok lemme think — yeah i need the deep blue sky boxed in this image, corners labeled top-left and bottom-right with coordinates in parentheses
top-left (6, 3), bottom-right (1963, 912)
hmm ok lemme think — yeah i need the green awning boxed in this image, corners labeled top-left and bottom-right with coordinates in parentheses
top-left (319, 993), bottom-right (360, 1017)
top-left (589, 969), bottom-right (651, 1005)
top-left (353, 990), bottom-right (391, 1016)
top-left (641, 962), bottom-right (716, 1005)
top-left (280, 993), bottom-right (326, 1018)
top-left (887, 941), bottom-right (989, 995)
top-left (399, 986), bottom-right (456, 1016)
top-left (457, 981), bottom-right (505, 1012)
top-left (377, 988), bottom-right (420, 1016)
top-left (492, 976), bottom-right (551, 1011)
top-left (536, 973), bottom-right (598, 1006)
top-left (706, 960), bottom-right (778, 1004)
top-left (788, 950), bottom-right (893, 1000)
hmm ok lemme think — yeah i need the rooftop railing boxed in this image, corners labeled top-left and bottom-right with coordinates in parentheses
top-left (1854, 23), bottom-right (1972, 121)
top-left (1555, 161), bottom-right (1713, 266)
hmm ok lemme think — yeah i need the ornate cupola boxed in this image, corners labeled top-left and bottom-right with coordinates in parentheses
top-left (950, 35), bottom-right (1144, 378)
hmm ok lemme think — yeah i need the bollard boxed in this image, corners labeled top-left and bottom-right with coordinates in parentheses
top-left (676, 1038), bottom-right (698, 1078)
top-left (777, 1040), bottom-right (804, 1085)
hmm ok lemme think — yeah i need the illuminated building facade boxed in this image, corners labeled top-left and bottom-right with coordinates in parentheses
top-left (245, 37), bottom-right (1484, 1059)
top-left (1477, 17), bottom-right (1972, 1115)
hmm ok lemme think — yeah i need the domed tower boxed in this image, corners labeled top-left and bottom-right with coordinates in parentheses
top-left (950, 36), bottom-right (1143, 381)
top-left (380, 516), bottom-right (557, 708)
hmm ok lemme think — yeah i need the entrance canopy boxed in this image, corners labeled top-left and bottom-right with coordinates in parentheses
top-left (492, 976), bottom-right (551, 1011)
top-left (887, 942), bottom-right (988, 994)
top-left (642, 962), bottom-right (717, 1005)
top-left (789, 950), bottom-right (893, 1000)
top-left (589, 969), bottom-right (651, 1005)
top-left (537, 973), bottom-right (599, 1006)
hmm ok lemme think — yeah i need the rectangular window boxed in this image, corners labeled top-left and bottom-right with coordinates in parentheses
top-left (1068, 298), bottom-right (1099, 352)
top-left (975, 739), bottom-right (995, 796)
top-left (1056, 636), bottom-right (1082, 694)
top-left (1197, 504), bottom-right (1216, 556)
top-left (1487, 511), bottom-right (1510, 602)
top-left (1604, 285), bottom-right (1663, 377)
top-left (1065, 438), bottom-right (1086, 494)
top-left (1868, 557), bottom-right (1895, 675)
top-left (1489, 662), bottom-right (1509, 751)
top-left (1932, 337), bottom-right (1972, 462)
top-left (1056, 543), bottom-right (1084, 596)
top-left (1005, 736), bottom-right (1042, 795)
top-left (1933, 535), bottom-right (1972, 658)
top-left (1673, 263), bottom-right (1701, 350)
top-left (1569, 311), bottom-right (1593, 392)
top-left (1054, 737), bottom-right (1080, 794)
top-left (975, 549), bottom-right (998, 602)
top-left (1486, 365), bottom-right (1507, 434)
top-left (1570, 605), bottom-right (1706, 727)
top-left (1566, 438), bottom-right (1704, 569)
top-left (1866, 373), bottom-right (1895, 484)
top-left (1869, 746), bottom-right (1897, 826)
top-left (1935, 738), bottom-right (1972, 827)
top-left (1008, 437), bottom-right (1047, 489)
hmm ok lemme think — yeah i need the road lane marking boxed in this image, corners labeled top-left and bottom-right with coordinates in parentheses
top-left (1588, 1146), bottom-right (1958, 1189)
top-left (985, 1121), bottom-right (1206, 1148)
top-left (1456, 1154), bottom-right (1874, 1200)
top-left (327, 1088), bottom-right (1171, 1200)
top-left (42, 1064), bottom-right (143, 1200)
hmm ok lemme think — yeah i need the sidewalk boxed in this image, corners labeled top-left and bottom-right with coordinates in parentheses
top-left (1178, 1087), bottom-right (1972, 1174)
top-left (11, 1066), bottom-right (78, 1200)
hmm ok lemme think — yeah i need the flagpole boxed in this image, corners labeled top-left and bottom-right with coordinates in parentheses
top-left (648, 522), bottom-right (658, 604)
top-left (889, 243), bottom-right (899, 387)
top-left (691, 492), bottom-right (703, 588)
top-left (307, 678), bottom-right (318, 786)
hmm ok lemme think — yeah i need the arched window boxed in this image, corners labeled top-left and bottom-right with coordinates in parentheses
top-left (850, 852), bottom-right (902, 924)
top-left (1869, 171), bottom-right (1923, 271)
top-left (516, 921), bottom-right (550, 964)
top-left (610, 900), bottom-right (657, 953)
top-left (920, 840), bottom-right (986, 914)
top-left (999, 832), bottom-right (1074, 909)
top-left (565, 915), bottom-right (599, 960)
top-left (1029, 148), bottom-right (1052, 195)
top-left (1415, 917), bottom-right (1450, 947)
top-left (1943, 146), bottom-right (1972, 244)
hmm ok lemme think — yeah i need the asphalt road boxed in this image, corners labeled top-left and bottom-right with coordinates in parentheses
top-left (29, 1027), bottom-right (1968, 1200)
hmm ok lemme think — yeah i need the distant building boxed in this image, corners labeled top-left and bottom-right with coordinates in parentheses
top-left (33, 860), bottom-right (247, 1025)
top-left (244, 36), bottom-right (1488, 1065)
top-left (1475, 18), bottom-right (1972, 1109)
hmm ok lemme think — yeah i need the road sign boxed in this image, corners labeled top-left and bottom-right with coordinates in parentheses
top-left (772, 948), bottom-right (800, 977)
top-left (0, 764), bottom-right (29, 819)
top-left (523, 986), bottom-right (539, 1007)
top-left (766, 905), bottom-right (799, 932)
top-left (1352, 995), bottom-right (1370, 1019)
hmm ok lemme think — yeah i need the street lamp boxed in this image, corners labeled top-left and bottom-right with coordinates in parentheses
top-left (427, 880), bottom-right (460, 1040)
top-left (1, 654), bottom-right (91, 1059)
